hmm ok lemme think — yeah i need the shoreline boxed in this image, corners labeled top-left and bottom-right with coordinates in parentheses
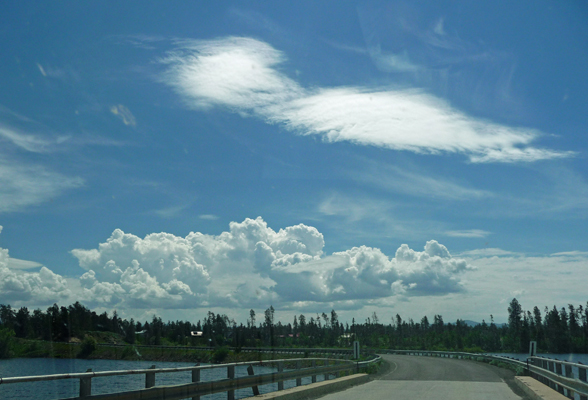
top-left (7, 338), bottom-right (310, 364)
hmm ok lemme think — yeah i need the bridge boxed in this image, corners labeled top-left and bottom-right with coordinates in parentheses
top-left (323, 353), bottom-right (524, 400)
top-left (1, 349), bottom-right (587, 400)
top-left (321, 351), bottom-right (588, 400)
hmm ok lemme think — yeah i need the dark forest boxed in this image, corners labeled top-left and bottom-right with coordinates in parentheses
top-left (1, 298), bottom-right (587, 357)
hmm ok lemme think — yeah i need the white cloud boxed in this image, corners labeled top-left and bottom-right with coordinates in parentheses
top-left (262, 240), bottom-right (472, 302)
top-left (318, 194), bottom-right (394, 222)
top-left (37, 63), bottom-right (47, 77)
top-left (70, 217), bottom-right (471, 309)
top-left (6, 257), bottom-right (44, 270)
top-left (369, 47), bottom-right (421, 72)
top-left (199, 214), bottom-right (219, 220)
top-left (550, 251), bottom-right (588, 257)
top-left (434, 18), bottom-right (446, 36)
top-left (110, 104), bottom-right (136, 127)
top-left (0, 122), bottom-right (122, 213)
top-left (0, 228), bottom-right (70, 304)
top-left (444, 229), bottom-right (491, 238)
top-left (457, 248), bottom-right (519, 258)
top-left (151, 204), bottom-right (190, 218)
top-left (350, 161), bottom-right (492, 201)
top-left (0, 125), bottom-right (57, 153)
top-left (0, 157), bottom-right (83, 213)
top-left (456, 252), bottom-right (588, 319)
top-left (0, 122), bottom-right (126, 152)
top-left (161, 37), bottom-right (302, 111)
top-left (160, 37), bottom-right (571, 163)
top-left (71, 229), bottom-right (212, 308)
top-left (4, 219), bottom-right (586, 321)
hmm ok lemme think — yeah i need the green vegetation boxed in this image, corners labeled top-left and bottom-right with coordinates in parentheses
top-left (78, 336), bottom-right (98, 358)
top-left (359, 359), bottom-right (382, 374)
top-left (0, 327), bottom-right (15, 358)
top-left (212, 346), bottom-right (230, 363)
top-left (0, 298), bottom-right (587, 363)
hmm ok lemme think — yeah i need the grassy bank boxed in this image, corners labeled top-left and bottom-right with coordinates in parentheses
top-left (7, 337), bottom-right (314, 364)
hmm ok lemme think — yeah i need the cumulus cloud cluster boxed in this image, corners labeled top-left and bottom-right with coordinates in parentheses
top-left (0, 219), bottom-right (473, 310)
top-left (160, 37), bottom-right (570, 163)
top-left (0, 226), bottom-right (70, 303)
top-left (70, 217), bottom-right (472, 309)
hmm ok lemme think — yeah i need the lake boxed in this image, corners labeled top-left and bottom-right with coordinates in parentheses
top-left (0, 358), bottom-right (323, 400)
top-left (490, 352), bottom-right (588, 364)
top-left (3, 353), bottom-right (587, 399)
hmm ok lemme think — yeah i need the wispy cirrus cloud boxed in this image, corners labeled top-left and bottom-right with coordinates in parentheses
top-left (7, 257), bottom-right (44, 270)
top-left (0, 158), bottom-right (84, 213)
top-left (199, 214), bottom-right (219, 220)
top-left (350, 160), bottom-right (492, 201)
top-left (457, 248), bottom-right (519, 258)
top-left (0, 118), bottom-right (123, 213)
top-left (444, 229), bottom-right (491, 238)
top-left (160, 37), bottom-right (571, 163)
top-left (318, 193), bottom-right (396, 223)
top-left (0, 124), bottom-right (126, 153)
top-left (0, 125), bottom-right (61, 153)
top-left (550, 251), bottom-right (588, 257)
top-left (150, 203), bottom-right (191, 218)
top-left (110, 104), bottom-right (137, 127)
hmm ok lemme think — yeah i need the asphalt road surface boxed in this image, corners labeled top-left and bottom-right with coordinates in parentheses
top-left (317, 354), bottom-right (529, 400)
top-left (380, 354), bottom-right (508, 381)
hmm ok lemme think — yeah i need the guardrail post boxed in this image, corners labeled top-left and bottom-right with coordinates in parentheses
top-left (335, 359), bottom-right (340, 378)
top-left (296, 360), bottom-right (302, 386)
top-left (565, 364), bottom-right (573, 378)
top-left (192, 363), bottom-right (200, 400)
top-left (278, 362), bottom-right (284, 391)
top-left (146, 365), bottom-right (156, 388)
top-left (312, 360), bottom-right (317, 383)
top-left (576, 364), bottom-right (588, 400)
top-left (79, 368), bottom-right (92, 398)
top-left (324, 360), bottom-right (329, 381)
top-left (247, 364), bottom-right (260, 396)
top-left (227, 364), bottom-right (235, 400)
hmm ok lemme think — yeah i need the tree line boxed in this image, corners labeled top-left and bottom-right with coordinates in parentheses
top-left (1, 298), bottom-right (587, 354)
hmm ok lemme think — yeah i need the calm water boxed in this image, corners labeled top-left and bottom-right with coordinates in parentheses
top-left (0, 358), bottom-right (325, 400)
top-left (490, 352), bottom-right (588, 364)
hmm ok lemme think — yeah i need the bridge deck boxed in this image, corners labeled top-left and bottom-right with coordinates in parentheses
top-left (318, 354), bottom-right (529, 400)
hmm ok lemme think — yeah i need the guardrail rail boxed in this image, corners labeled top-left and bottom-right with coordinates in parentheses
top-left (0, 355), bottom-right (380, 400)
top-left (377, 349), bottom-right (588, 400)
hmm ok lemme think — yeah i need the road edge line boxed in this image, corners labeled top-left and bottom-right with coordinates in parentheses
top-left (242, 373), bottom-right (371, 400)
top-left (515, 376), bottom-right (569, 400)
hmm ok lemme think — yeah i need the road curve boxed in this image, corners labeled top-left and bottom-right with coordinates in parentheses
top-left (316, 354), bottom-right (528, 400)
top-left (380, 354), bottom-right (505, 381)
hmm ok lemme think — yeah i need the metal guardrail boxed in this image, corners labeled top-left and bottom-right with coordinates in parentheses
top-left (378, 349), bottom-right (588, 400)
top-left (527, 356), bottom-right (588, 400)
top-left (0, 356), bottom-right (381, 400)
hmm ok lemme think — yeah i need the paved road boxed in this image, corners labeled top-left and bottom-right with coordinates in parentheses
top-left (380, 354), bottom-right (506, 381)
top-left (318, 354), bottom-right (527, 400)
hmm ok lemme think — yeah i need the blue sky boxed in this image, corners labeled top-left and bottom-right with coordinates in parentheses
top-left (1, 1), bottom-right (587, 325)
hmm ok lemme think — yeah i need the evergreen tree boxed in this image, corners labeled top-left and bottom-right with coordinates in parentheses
top-left (125, 318), bottom-right (136, 344)
top-left (507, 298), bottom-right (523, 351)
top-left (14, 307), bottom-right (31, 338)
top-left (532, 306), bottom-right (544, 349)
